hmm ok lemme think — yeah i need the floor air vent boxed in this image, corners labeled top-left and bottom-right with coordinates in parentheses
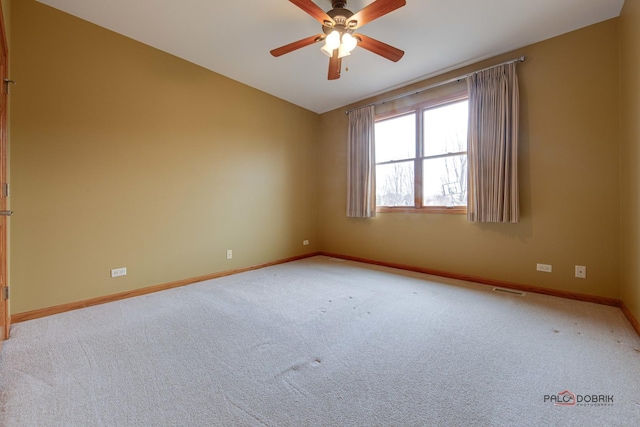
top-left (492, 287), bottom-right (525, 296)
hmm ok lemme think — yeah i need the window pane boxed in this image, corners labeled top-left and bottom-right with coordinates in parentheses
top-left (375, 114), bottom-right (416, 163)
top-left (423, 101), bottom-right (468, 157)
top-left (423, 155), bottom-right (467, 206)
top-left (376, 161), bottom-right (414, 206)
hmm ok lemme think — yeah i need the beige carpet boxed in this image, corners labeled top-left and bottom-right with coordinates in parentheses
top-left (1, 256), bottom-right (639, 426)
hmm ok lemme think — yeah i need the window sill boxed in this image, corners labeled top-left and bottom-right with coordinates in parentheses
top-left (376, 206), bottom-right (467, 214)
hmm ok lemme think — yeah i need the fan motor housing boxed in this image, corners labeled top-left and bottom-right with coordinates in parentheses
top-left (323, 8), bottom-right (354, 35)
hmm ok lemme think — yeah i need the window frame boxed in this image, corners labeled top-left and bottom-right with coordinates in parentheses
top-left (375, 91), bottom-right (469, 214)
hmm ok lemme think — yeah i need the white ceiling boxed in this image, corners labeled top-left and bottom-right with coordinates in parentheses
top-left (36, 0), bottom-right (624, 114)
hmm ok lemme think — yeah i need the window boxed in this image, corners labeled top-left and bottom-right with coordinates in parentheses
top-left (375, 97), bottom-right (469, 213)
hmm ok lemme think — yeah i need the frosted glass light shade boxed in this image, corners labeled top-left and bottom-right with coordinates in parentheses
top-left (342, 33), bottom-right (357, 52)
top-left (321, 43), bottom-right (335, 57)
top-left (337, 43), bottom-right (350, 58)
top-left (325, 31), bottom-right (340, 49)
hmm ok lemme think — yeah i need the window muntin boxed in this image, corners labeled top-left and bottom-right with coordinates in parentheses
top-left (375, 98), bottom-right (468, 212)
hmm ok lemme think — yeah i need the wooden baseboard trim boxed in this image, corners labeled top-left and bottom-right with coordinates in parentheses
top-left (321, 252), bottom-right (640, 338)
top-left (319, 252), bottom-right (622, 307)
top-left (620, 300), bottom-right (640, 337)
top-left (11, 252), bottom-right (321, 324)
top-left (12, 251), bottom-right (640, 340)
top-left (322, 252), bottom-right (640, 338)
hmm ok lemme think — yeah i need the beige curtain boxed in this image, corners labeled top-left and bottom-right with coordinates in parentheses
top-left (466, 62), bottom-right (520, 223)
top-left (346, 105), bottom-right (376, 217)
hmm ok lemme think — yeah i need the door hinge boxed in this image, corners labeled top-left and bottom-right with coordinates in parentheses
top-left (2, 286), bottom-right (8, 300)
top-left (3, 78), bottom-right (15, 94)
top-left (2, 183), bottom-right (8, 198)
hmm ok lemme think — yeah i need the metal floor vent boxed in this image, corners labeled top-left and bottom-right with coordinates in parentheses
top-left (492, 287), bottom-right (526, 296)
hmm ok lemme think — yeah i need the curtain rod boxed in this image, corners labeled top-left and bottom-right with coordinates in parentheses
top-left (345, 55), bottom-right (526, 114)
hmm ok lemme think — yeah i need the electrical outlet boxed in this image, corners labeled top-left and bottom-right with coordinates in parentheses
top-left (111, 267), bottom-right (127, 278)
top-left (226, 249), bottom-right (233, 260)
top-left (536, 263), bottom-right (552, 273)
top-left (575, 265), bottom-right (586, 279)
top-left (303, 240), bottom-right (310, 246)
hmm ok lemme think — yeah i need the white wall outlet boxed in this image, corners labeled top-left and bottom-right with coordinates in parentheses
top-left (303, 240), bottom-right (310, 246)
top-left (536, 263), bottom-right (552, 273)
top-left (575, 265), bottom-right (586, 279)
top-left (226, 249), bottom-right (233, 260)
top-left (111, 267), bottom-right (127, 278)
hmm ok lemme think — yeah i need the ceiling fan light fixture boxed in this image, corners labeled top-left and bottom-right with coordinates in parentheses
top-left (337, 43), bottom-right (350, 58)
top-left (342, 33), bottom-right (357, 52)
top-left (320, 44), bottom-right (334, 57)
top-left (320, 30), bottom-right (340, 57)
top-left (272, 0), bottom-right (407, 80)
top-left (326, 31), bottom-right (341, 48)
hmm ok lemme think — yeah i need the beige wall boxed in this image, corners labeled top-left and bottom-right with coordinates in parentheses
top-left (7, 0), bottom-right (634, 317)
top-left (320, 19), bottom-right (621, 299)
top-left (9, 0), bottom-right (320, 313)
top-left (620, 0), bottom-right (640, 321)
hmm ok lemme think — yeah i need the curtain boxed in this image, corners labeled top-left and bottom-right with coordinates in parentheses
top-left (346, 105), bottom-right (376, 218)
top-left (466, 62), bottom-right (520, 223)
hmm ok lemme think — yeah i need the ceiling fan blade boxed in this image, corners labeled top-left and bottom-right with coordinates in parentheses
top-left (290, 0), bottom-right (335, 26)
top-left (328, 50), bottom-right (342, 80)
top-left (347, 0), bottom-right (406, 29)
top-left (270, 34), bottom-right (325, 57)
top-left (355, 34), bottom-right (404, 62)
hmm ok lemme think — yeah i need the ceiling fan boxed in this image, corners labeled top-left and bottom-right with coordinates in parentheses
top-left (270, 0), bottom-right (406, 80)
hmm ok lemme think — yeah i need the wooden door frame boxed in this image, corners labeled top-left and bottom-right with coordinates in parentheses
top-left (0, 0), bottom-right (9, 342)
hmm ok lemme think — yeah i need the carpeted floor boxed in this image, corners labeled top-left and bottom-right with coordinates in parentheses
top-left (1, 256), bottom-right (639, 426)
